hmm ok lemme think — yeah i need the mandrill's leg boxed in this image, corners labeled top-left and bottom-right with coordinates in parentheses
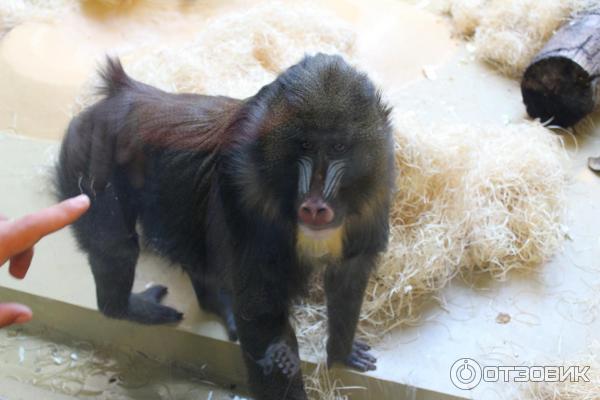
top-left (199, 186), bottom-right (238, 341)
top-left (234, 273), bottom-right (307, 400)
top-left (188, 273), bottom-right (238, 341)
top-left (325, 254), bottom-right (377, 372)
top-left (237, 313), bottom-right (306, 400)
top-left (84, 180), bottom-right (182, 325)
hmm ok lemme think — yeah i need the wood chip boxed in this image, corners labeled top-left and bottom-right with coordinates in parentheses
top-left (496, 312), bottom-right (511, 324)
top-left (422, 65), bottom-right (438, 80)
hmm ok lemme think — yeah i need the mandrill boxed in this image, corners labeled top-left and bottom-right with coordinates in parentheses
top-left (55, 53), bottom-right (395, 400)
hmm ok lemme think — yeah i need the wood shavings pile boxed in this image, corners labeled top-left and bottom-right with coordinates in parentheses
top-left (525, 341), bottom-right (600, 400)
top-left (304, 363), bottom-right (352, 400)
top-left (442, 0), bottom-right (598, 77)
top-left (75, 1), bottom-right (355, 109)
top-left (0, 0), bottom-right (137, 37)
top-left (0, 0), bottom-right (78, 35)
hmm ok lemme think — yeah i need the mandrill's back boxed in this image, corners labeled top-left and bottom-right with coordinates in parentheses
top-left (55, 58), bottom-right (242, 268)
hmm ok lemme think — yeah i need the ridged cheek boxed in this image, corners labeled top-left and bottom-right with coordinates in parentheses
top-left (297, 156), bottom-right (312, 196)
top-left (323, 159), bottom-right (347, 200)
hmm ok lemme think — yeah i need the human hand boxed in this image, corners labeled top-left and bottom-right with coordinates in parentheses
top-left (0, 195), bottom-right (90, 328)
top-left (0, 194), bottom-right (90, 277)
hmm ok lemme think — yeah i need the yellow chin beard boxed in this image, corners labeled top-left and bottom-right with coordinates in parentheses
top-left (296, 224), bottom-right (344, 261)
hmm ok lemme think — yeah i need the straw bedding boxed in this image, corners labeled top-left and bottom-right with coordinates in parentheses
top-left (0, 0), bottom-right (77, 36)
top-left (525, 342), bottom-right (600, 400)
top-left (75, 2), bottom-right (356, 108)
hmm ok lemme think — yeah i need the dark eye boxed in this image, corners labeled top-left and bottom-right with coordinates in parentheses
top-left (332, 143), bottom-right (347, 153)
top-left (301, 141), bottom-right (314, 151)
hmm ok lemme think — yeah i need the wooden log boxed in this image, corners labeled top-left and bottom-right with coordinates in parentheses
top-left (521, 11), bottom-right (600, 127)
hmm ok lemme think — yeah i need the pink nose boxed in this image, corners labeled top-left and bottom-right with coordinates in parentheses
top-left (298, 197), bottom-right (334, 226)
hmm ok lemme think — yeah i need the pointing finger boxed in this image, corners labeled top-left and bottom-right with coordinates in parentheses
top-left (0, 195), bottom-right (90, 266)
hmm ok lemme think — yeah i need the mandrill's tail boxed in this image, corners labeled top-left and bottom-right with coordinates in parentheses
top-left (98, 56), bottom-right (135, 96)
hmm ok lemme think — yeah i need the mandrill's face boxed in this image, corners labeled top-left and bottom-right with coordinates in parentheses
top-left (293, 129), bottom-right (355, 261)
top-left (289, 109), bottom-right (391, 261)
top-left (238, 54), bottom-right (393, 261)
top-left (296, 138), bottom-right (348, 232)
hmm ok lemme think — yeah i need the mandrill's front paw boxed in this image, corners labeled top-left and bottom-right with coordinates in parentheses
top-left (256, 341), bottom-right (301, 378)
top-left (329, 340), bottom-right (377, 372)
top-left (347, 340), bottom-right (377, 372)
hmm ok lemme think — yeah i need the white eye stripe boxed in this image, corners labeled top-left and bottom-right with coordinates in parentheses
top-left (324, 170), bottom-right (344, 199)
top-left (323, 160), bottom-right (346, 199)
top-left (298, 156), bottom-right (312, 195)
top-left (324, 160), bottom-right (345, 193)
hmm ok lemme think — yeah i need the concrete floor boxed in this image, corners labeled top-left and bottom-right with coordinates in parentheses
top-left (1, 1), bottom-right (600, 399)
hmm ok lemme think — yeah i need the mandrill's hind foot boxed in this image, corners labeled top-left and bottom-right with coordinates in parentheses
top-left (124, 285), bottom-right (183, 325)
